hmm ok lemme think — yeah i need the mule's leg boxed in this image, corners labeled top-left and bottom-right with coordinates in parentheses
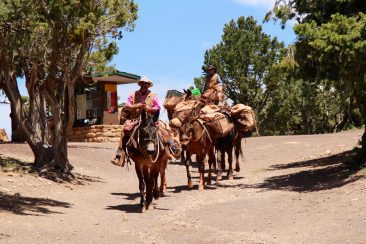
top-left (184, 151), bottom-right (193, 189)
top-left (207, 149), bottom-right (216, 185)
top-left (181, 148), bottom-right (186, 163)
top-left (143, 166), bottom-right (154, 210)
top-left (216, 149), bottom-right (223, 181)
top-left (160, 153), bottom-right (168, 195)
top-left (221, 149), bottom-right (226, 171)
top-left (159, 168), bottom-right (167, 195)
top-left (234, 146), bottom-right (240, 172)
top-left (135, 164), bottom-right (145, 207)
top-left (197, 154), bottom-right (205, 190)
top-left (227, 148), bottom-right (234, 180)
top-left (153, 169), bottom-right (160, 200)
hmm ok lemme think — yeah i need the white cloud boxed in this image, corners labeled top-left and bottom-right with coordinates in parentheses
top-left (232, 0), bottom-right (275, 9)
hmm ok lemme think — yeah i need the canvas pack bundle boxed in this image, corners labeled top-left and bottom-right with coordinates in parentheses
top-left (200, 112), bottom-right (233, 139)
top-left (200, 104), bottom-right (220, 115)
top-left (119, 107), bottom-right (131, 125)
top-left (123, 119), bottom-right (139, 135)
top-left (230, 104), bottom-right (255, 132)
top-left (169, 118), bottom-right (182, 128)
top-left (174, 100), bottom-right (199, 122)
top-left (156, 120), bottom-right (172, 145)
top-left (163, 90), bottom-right (184, 110)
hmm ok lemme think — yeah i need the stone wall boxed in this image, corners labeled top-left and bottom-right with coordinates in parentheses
top-left (68, 125), bottom-right (122, 143)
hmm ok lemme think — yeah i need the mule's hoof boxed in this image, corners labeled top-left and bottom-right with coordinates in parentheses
top-left (143, 202), bottom-right (151, 211)
top-left (188, 180), bottom-right (193, 189)
top-left (217, 175), bottom-right (222, 181)
top-left (235, 167), bottom-right (240, 172)
top-left (198, 185), bottom-right (204, 191)
top-left (228, 175), bottom-right (234, 180)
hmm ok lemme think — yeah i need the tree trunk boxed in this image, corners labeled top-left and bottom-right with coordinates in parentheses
top-left (51, 113), bottom-right (73, 171)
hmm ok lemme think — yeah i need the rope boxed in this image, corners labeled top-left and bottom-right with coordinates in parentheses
top-left (152, 135), bottom-right (160, 163)
top-left (191, 118), bottom-right (213, 143)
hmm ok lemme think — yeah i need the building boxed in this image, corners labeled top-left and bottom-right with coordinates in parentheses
top-left (67, 71), bottom-right (140, 142)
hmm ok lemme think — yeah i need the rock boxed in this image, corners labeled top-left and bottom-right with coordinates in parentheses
top-left (0, 129), bottom-right (9, 142)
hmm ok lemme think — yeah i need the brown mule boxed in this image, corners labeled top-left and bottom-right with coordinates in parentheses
top-left (125, 110), bottom-right (172, 211)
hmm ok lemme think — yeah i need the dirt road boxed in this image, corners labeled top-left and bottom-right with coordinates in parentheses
top-left (1, 129), bottom-right (366, 243)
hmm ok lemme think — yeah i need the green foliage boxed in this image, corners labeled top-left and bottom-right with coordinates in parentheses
top-left (0, 0), bottom-right (138, 171)
top-left (196, 14), bottom-right (358, 135)
top-left (269, 0), bottom-right (366, 153)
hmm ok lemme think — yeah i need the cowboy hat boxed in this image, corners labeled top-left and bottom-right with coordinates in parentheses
top-left (138, 76), bottom-right (153, 88)
top-left (206, 65), bottom-right (217, 71)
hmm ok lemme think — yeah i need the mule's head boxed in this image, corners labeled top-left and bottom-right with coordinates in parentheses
top-left (179, 117), bottom-right (196, 146)
top-left (139, 109), bottom-right (158, 154)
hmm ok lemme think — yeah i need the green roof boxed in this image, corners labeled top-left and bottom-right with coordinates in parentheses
top-left (84, 71), bottom-right (141, 84)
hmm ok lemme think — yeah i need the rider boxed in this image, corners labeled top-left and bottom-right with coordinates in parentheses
top-left (111, 76), bottom-right (160, 166)
top-left (201, 65), bottom-right (225, 106)
top-left (111, 76), bottom-right (180, 166)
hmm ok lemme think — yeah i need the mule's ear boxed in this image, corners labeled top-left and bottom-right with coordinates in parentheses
top-left (141, 109), bottom-right (147, 123)
top-left (187, 89), bottom-right (192, 96)
top-left (183, 89), bottom-right (187, 94)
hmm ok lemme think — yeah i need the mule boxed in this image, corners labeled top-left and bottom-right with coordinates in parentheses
top-left (180, 117), bottom-right (216, 190)
top-left (125, 110), bottom-right (172, 210)
top-left (215, 129), bottom-right (244, 180)
top-left (214, 111), bottom-right (245, 180)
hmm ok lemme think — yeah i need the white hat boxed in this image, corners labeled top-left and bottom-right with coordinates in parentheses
top-left (138, 76), bottom-right (153, 88)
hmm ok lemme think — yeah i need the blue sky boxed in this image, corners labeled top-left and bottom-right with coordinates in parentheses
top-left (113, 0), bottom-right (295, 119)
top-left (0, 0), bottom-right (296, 136)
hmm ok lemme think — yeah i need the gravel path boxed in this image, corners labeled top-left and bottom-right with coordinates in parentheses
top-left (1, 129), bottom-right (365, 243)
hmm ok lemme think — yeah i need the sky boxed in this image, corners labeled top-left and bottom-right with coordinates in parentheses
top-left (113, 0), bottom-right (296, 119)
top-left (0, 0), bottom-right (296, 137)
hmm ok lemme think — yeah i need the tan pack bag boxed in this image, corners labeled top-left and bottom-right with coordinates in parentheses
top-left (163, 90), bottom-right (184, 110)
top-left (123, 119), bottom-right (139, 136)
top-left (230, 104), bottom-right (255, 132)
top-left (174, 99), bottom-right (199, 122)
top-left (200, 112), bottom-right (233, 139)
top-left (118, 107), bottom-right (131, 125)
top-left (200, 104), bottom-right (220, 115)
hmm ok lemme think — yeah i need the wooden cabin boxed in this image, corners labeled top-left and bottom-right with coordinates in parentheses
top-left (68, 71), bottom-right (140, 143)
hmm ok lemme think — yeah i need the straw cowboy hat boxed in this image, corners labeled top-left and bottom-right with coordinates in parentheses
top-left (206, 65), bottom-right (217, 71)
top-left (138, 76), bottom-right (154, 88)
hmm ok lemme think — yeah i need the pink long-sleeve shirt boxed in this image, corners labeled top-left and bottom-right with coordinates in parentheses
top-left (126, 90), bottom-right (160, 112)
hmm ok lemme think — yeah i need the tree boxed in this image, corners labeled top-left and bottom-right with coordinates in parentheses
top-left (194, 16), bottom-right (286, 130)
top-left (0, 0), bottom-right (138, 172)
top-left (268, 0), bottom-right (366, 154)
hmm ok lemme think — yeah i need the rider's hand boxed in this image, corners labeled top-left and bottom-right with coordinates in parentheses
top-left (135, 103), bottom-right (143, 109)
top-left (141, 103), bottom-right (147, 110)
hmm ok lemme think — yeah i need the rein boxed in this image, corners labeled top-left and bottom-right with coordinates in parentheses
top-left (126, 113), bottom-right (161, 164)
top-left (190, 118), bottom-right (213, 143)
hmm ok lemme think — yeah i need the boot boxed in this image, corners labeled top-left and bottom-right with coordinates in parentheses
top-left (110, 155), bottom-right (122, 166)
top-left (169, 139), bottom-right (181, 159)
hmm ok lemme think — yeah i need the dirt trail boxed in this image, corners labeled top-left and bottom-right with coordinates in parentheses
top-left (1, 129), bottom-right (366, 243)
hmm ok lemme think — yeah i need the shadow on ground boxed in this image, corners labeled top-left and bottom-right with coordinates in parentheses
top-left (0, 192), bottom-right (71, 216)
top-left (243, 150), bottom-right (365, 192)
top-left (0, 154), bottom-right (103, 185)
